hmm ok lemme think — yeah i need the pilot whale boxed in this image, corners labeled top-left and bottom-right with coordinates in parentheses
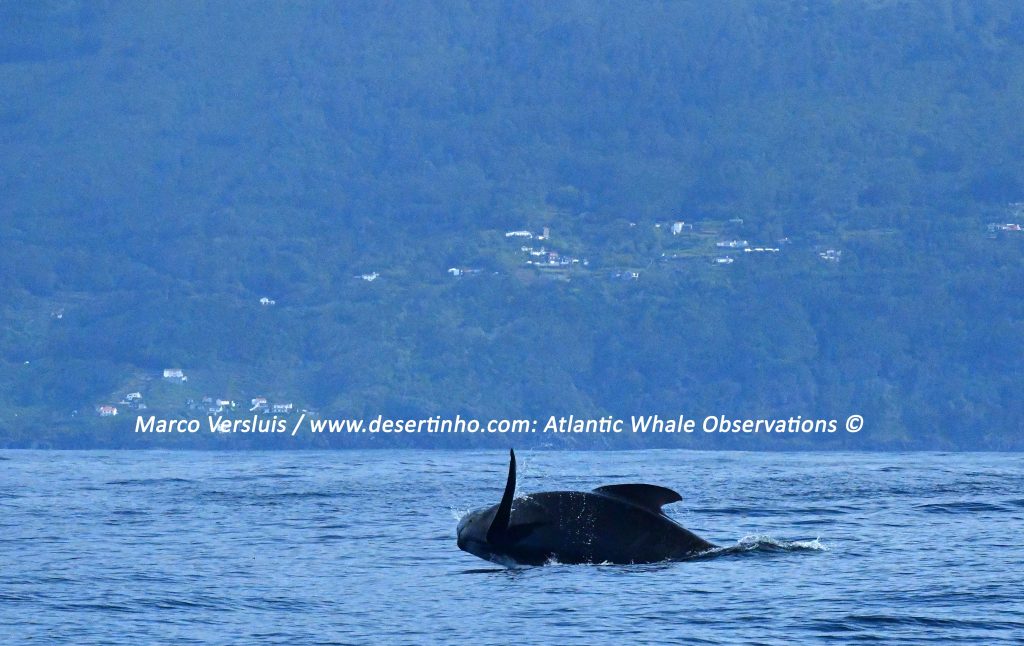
top-left (457, 449), bottom-right (716, 565)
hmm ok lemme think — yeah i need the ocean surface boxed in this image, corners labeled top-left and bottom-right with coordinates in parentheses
top-left (1, 450), bottom-right (1021, 644)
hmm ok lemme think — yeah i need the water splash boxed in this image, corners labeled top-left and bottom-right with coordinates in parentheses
top-left (705, 534), bottom-right (830, 557)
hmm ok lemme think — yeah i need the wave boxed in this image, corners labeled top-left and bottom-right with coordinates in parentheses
top-left (914, 501), bottom-right (1011, 514)
top-left (261, 490), bottom-right (336, 499)
top-left (208, 472), bottom-right (302, 482)
top-left (200, 489), bottom-right (338, 504)
top-left (844, 613), bottom-right (1024, 631)
top-left (105, 477), bottom-right (194, 486)
top-left (698, 534), bottom-right (829, 558)
top-left (474, 535), bottom-right (828, 569)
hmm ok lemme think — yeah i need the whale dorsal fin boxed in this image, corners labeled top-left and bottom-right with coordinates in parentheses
top-left (593, 484), bottom-right (681, 513)
top-left (487, 449), bottom-right (516, 543)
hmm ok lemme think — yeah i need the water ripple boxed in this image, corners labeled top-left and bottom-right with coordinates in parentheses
top-left (0, 449), bottom-right (1021, 644)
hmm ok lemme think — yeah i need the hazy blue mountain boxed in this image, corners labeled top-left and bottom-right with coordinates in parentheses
top-left (1, 1), bottom-right (1022, 449)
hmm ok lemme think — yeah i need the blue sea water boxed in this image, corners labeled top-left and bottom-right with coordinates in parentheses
top-left (1, 450), bottom-right (1022, 644)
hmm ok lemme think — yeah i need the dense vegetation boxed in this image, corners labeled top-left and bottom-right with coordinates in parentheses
top-left (1, 1), bottom-right (1022, 449)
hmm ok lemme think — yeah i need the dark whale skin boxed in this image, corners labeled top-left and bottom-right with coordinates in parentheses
top-left (477, 491), bottom-right (713, 565)
top-left (457, 450), bottom-right (715, 566)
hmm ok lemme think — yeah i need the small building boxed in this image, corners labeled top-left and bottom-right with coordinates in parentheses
top-left (447, 267), bottom-right (462, 277)
top-left (125, 392), bottom-right (142, 401)
top-left (819, 249), bottom-right (842, 262)
top-left (271, 403), bottom-right (294, 414)
top-left (163, 369), bottom-right (187, 382)
top-left (251, 397), bottom-right (268, 412)
top-left (98, 405), bottom-right (118, 417)
top-left (505, 230), bottom-right (533, 238)
top-left (259, 297), bottom-right (276, 306)
top-left (360, 272), bottom-right (379, 282)
top-left (671, 221), bottom-right (685, 235)
top-left (216, 399), bottom-right (234, 408)
top-left (714, 257), bottom-right (735, 265)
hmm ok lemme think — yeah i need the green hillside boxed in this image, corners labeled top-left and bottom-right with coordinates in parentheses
top-left (1, 1), bottom-right (1023, 449)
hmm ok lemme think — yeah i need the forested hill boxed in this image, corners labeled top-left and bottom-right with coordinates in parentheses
top-left (1, 1), bottom-right (1022, 449)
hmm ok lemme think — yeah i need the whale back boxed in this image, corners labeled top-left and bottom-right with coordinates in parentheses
top-left (498, 489), bottom-right (711, 564)
top-left (464, 450), bottom-right (714, 565)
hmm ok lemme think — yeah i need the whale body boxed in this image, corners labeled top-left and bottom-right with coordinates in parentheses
top-left (457, 449), bottom-right (715, 565)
